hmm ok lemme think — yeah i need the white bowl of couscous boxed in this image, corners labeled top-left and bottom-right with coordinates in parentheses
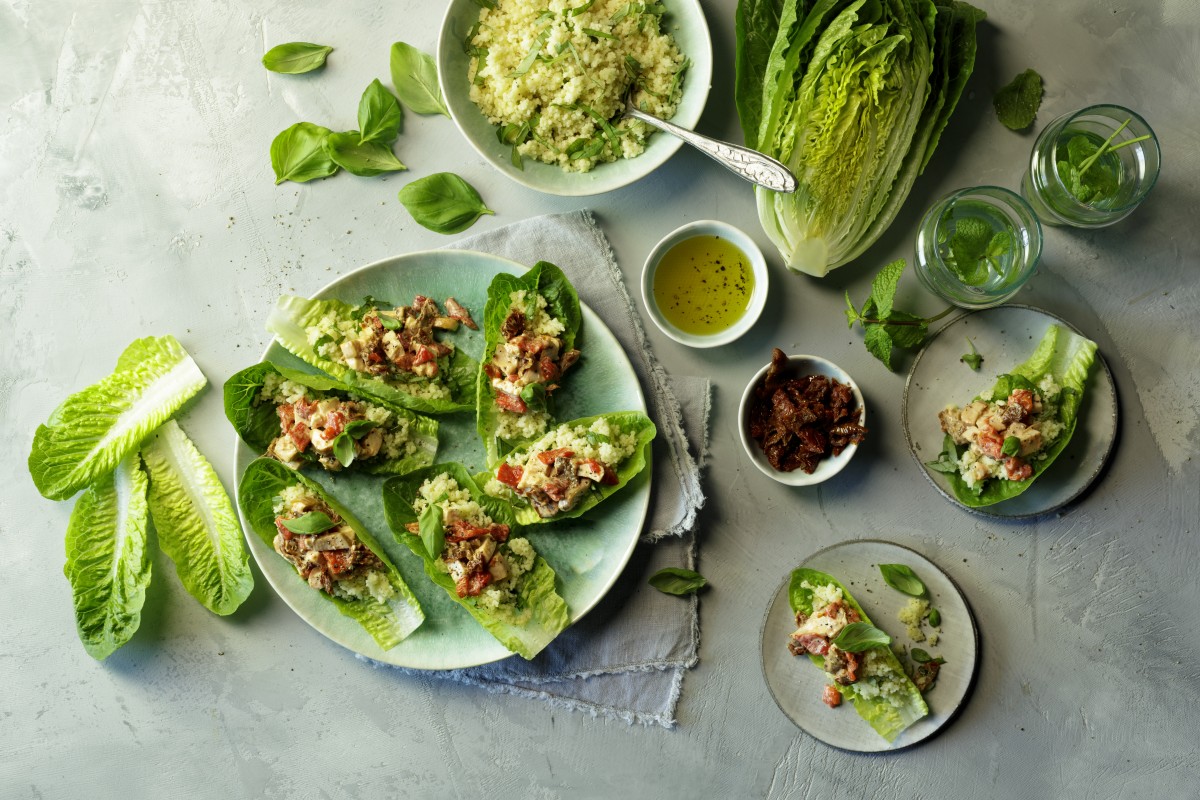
top-left (437, 0), bottom-right (712, 196)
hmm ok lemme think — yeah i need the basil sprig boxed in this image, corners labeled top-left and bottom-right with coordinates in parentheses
top-left (398, 173), bottom-right (494, 234)
top-left (390, 42), bottom-right (450, 118)
top-left (648, 568), bottom-right (707, 596)
top-left (830, 621), bottom-right (891, 652)
top-left (281, 511), bottom-right (337, 535)
top-left (262, 42), bottom-right (333, 75)
top-left (879, 564), bottom-right (927, 597)
top-left (331, 420), bottom-right (380, 468)
top-left (270, 122), bottom-right (338, 184)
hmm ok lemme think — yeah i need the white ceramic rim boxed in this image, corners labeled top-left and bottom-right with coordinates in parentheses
top-left (436, 0), bottom-right (713, 197)
top-left (737, 354), bottom-right (865, 486)
top-left (640, 219), bottom-right (768, 348)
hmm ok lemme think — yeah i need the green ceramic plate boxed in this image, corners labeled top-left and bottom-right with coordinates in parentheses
top-left (234, 250), bottom-right (650, 668)
top-left (437, 0), bottom-right (713, 196)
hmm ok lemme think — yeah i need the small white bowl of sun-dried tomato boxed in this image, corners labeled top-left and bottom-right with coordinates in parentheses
top-left (739, 349), bottom-right (867, 486)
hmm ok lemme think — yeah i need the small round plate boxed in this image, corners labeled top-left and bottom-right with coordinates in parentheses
top-left (761, 540), bottom-right (979, 753)
top-left (437, 0), bottom-right (712, 196)
top-left (902, 304), bottom-right (1118, 518)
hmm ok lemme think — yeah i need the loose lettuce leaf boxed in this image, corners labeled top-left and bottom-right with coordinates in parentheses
top-left (141, 420), bottom-right (254, 616)
top-left (29, 335), bottom-right (207, 500)
top-left (223, 361), bottom-right (439, 474)
top-left (381, 463), bottom-right (570, 660)
top-left (64, 453), bottom-right (152, 660)
top-left (789, 568), bottom-right (928, 741)
top-left (237, 458), bottom-right (423, 648)
top-left (937, 324), bottom-right (1098, 507)
top-left (734, 0), bottom-right (785, 149)
top-left (479, 411), bottom-right (656, 525)
top-left (266, 295), bottom-right (477, 414)
top-left (477, 261), bottom-right (582, 466)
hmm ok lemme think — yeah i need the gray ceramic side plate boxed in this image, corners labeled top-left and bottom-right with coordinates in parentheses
top-left (902, 305), bottom-right (1118, 519)
top-left (234, 250), bottom-right (649, 669)
top-left (761, 540), bottom-right (979, 753)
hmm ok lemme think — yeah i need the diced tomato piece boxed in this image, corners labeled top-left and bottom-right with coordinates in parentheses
top-left (977, 429), bottom-right (1004, 460)
top-left (483, 363), bottom-right (503, 380)
top-left (413, 345), bottom-right (435, 366)
top-left (323, 411), bottom-right (345, 439)
top-left (843, 651), bottom-right (861, 683)
top-left (1010, 388), bottom-right (1035, 415)
top-left (539, 356), bottom-right (560, 382)
top-left (793, 633), bottom-right (829, 656)
top-left (323, 550), bottom-right (352, 575)
top-left (289, 423), bottom-right (311, 452)
top-left (466, 570), bottom-right (492, 597)
top-left (822, 685), bottom-right (843, 708)
top-left (367, 350), bottom-right (384, 364)
top-left (496, 462), bottom-right (523, 487)
top-left (495, 391), bottom-right (527, 414)
top-left (537, 448), bottom-right (575, 465)
top-left (1004, 456), bottom-right (1033, 481)
top-left (274, 517), bottom-right (292, 539)
top-left (277, 404), bottom-right (295, 432)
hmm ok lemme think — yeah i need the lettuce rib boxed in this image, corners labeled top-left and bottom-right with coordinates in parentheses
top-left (30, 336), bottom-right (207, 500)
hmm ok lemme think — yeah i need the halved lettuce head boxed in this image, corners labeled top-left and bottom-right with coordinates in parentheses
top-left (64, 452), bottom-right (152, 660)
top-left (141, 420), bottom-right (254, 616)
top-left (789, 568), bottom-right (928, 742)
top-left (927, 324), bottom-right (1098, 507)
top-left (224, 361), bottom-right (439, 474)
top-left (477, 411), bottom-right (656, 526)
top-left (477, 261), bottom-right (582, 466)
top-left (30, 335), bottom-right (207, 500)
top-left (381, 463), bottom-right (570, 660)
top-left (266, 295), bottom-right (477, 414)
top-left (238, 458), bottom-right (424, 649)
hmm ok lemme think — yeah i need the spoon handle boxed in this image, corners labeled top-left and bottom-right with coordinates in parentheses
top-left (626, 106), bottom-right (797, 193)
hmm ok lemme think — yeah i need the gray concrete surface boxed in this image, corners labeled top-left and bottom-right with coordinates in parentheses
top-left (3, 1), bottom-right (1198, 797)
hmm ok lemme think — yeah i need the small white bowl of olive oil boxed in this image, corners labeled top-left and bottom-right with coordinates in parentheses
top-left (641, 220), bottom-right (768, 348)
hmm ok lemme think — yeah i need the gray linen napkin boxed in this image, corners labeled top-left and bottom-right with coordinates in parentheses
top-left (361, 211), bottom-right (707, 727)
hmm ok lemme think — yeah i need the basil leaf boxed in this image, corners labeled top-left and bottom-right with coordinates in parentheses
top-left (418, 497), bottom-right (446, 560)
top-left (928, 608), bottom-right (942, 627)
top-left (323, 132), bottom-right (407, 177)
top-left (1002, 436), bottom-right (1021, 457)
top-left (332, 433), bottom-right (356, 468)
top-left (519, 382), bottom-right (547, 410)
top-left (470, 0), bottom-right (497, 9)
top-left (583, 28), bottom-right (617, 40)
top-left (343, 420), bottom-right (378, 439)
top-left (398, 172), bottom-right (494, 234)
top-left (567, 0), bottom-right (596, 15)
top-left (879, 564), bottom-right (927, 597)
top-left (830, 621), bottom-right (891, 652)
top-left (510, 145), bottom-right (523, 170)
top-left (262, 42), bottom-right (333, 75)
top-left (377, 312), bottom-right (402, 330)
top-left (389, 42), bottom-right (450, 117)
top-left (270, 122), bottom-right (338, 184)
top-left (357, 79), bottom-right (404, 144)
top-left (911, 647), bottom-right (932, 663)
top-left (586, 431), bottom-right (611, 446)
top-left (512, 28), bottom-right (551, 77)
top-left (282, 511), bottom-right (337, 535)
top-left (648, 568), bottom-right (707, 596)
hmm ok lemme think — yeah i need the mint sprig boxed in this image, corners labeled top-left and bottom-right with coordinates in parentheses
top-left (844, 259), bottom-right (952, 371)
top-left (1057, 117), bottom-right (1152, 204)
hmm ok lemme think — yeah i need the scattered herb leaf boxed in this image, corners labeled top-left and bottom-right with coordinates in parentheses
top-left (397, 172), bottom-right (494, 234)
top-left (879, 564), bottom-right (927, 597)
top-left (830, 622), bottom-right (891, 652)
top-left (512, 28), bottom-right (551, 77)
top-left (323, 132), bottom-right (407, 177)
top-left (993, 68), bottom-right (1044, 131)
top-left (262, 42), bottom-right (333, 75)
top-left (567, 0), bottom-right (597, 14)
top-left (961, 337), bottom-right (983, 370)
top-left (928, 608), bottom-right (942, 628)
top-left (389, 42), bottom-right (450, 117)
top-left (281, 511), bottom-right (337, 535)
top-left (910, 648), bottom-right (945, 664)
top-left (648, 568), bottom-right (707, 596)
top-left (357, 79), bottom-right (404, 144)
top-left (270, 122), bottom-right (338, 184)
top-left (844, 259), bottom-right (952, 370)
top-left (1001, 435), bottom-right (1022, 457)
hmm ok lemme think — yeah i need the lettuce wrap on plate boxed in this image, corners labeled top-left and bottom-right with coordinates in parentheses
top-left (381, 463), bottom-right (569, 660)
top-left (788, 568), bottom-right (928, 742)
top-left (477, 412), bottom-right (656, 525)
top-left (224, 362), bottom-right (439, 475)
top-left (477, 261), bottom-right (582, 466)
top-left (238, 458), bottom-right (424, 649)
top-left (926, 324), bottom-right (1097, 507)
top-left (266, 294), bottom-right (478, 414)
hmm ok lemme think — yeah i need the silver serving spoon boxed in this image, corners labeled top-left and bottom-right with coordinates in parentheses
top-left (624, 98), bottom-right (797, 193)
